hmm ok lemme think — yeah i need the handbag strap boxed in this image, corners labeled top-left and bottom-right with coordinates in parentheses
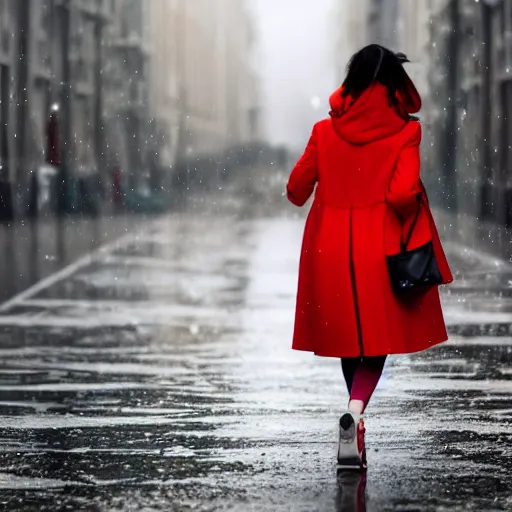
top-left (401, 194), bottom-right (422, 252)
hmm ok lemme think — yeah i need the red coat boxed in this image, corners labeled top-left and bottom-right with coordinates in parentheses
top-left (287, 84), bottom-right (453, 358)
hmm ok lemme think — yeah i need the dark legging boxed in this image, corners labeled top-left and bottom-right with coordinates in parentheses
top-left (341, 356), bottom-right (387, 412)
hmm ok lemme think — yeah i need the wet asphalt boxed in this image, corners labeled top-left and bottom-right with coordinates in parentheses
top-left (0, 188), bottom-right (510, 511)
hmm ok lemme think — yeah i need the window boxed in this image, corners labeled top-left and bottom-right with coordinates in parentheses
top-left (40, 0), bottom-right (52, 33)
top-left (0, 0), bottom-right (10, 56)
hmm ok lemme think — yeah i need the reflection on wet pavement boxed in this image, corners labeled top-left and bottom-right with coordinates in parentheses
top-left (0, 211), bottom-right (510, 511)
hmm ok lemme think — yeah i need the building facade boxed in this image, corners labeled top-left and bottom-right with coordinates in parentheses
top-left (334, 0), bottom-right (400, 82)
top-left (368, 0), bottom-right (399, 50)
top-left (147, 0), bottom-right (261, 165)
top-left (0, 0), bottom-right (261, 219)
top-left (0, 0), bottom-right (118, 218)
top-left (103, 0), bottom-right (152, 194)
top-left (0, 0), bottom-right (18, 219)
top-left (222, 0), bottom-right (261, 147)
top-left (147, 0), bottom-right (179, 173)
top-left (427, 0), bottom-right (512, 260)
top-left (334, 0), bottom-right (369, 84)
top-left (396, 0), bottom-right (431, 99)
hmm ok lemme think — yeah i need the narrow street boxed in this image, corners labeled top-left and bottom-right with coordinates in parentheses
top-left (0, 191), bottom-right (510, 511)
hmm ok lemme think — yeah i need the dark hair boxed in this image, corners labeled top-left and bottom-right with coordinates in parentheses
top-left (342, 44), bottom-right (417, 120)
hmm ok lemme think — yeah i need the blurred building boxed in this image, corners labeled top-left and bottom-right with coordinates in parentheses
top-left (147, 0), bottom-right (180, 175)
top-left (396, 0), bottom-right (431, 99)
top-left (2, 0), bottom-right (117, 217)
top-left (0, 0), bottom-right (17, 220)
top-left (334, 0), bottom-right (403, 82)
top-left (368, 0), bottom-right (399, 49)
top-left (426, 0), bottom-right (512, 260)
top-left (334, 0), bottom-right (369, 83)
top-left (66, 0), bottom-right (112, 213)
top-left (103, 0), bottom-right (152, 194)
top-left (223, 0), bottom-right (261, 147)
top-left (152, 0), bottom-right (260, 163)
top-left (162, 0), bottom-right (225, 160)
top-left (0, 0), bottom-right (261, 220)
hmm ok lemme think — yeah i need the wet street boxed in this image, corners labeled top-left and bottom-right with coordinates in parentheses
top-left (0, 193), bottom-right (511, 511)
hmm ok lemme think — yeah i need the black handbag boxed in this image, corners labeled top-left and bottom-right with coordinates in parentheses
top-left (387, 195), bottom-right (443, 293)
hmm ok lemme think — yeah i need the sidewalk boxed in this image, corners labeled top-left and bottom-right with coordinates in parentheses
top-left (0, 213), bottom-right (159, 303)
top-left (442, 242), bottom-right (512, 336)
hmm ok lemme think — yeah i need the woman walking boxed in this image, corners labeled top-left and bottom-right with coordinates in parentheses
top-left (286, 45), bottom-right (453, 470)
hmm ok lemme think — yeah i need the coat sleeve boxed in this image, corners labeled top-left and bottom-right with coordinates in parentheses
top-left (386, 122), bottom-right (422, 216)
top-left (286, 124), bottom-right (318, 207)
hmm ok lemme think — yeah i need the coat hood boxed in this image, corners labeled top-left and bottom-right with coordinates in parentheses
top-left (329, 79), bottom-right (421, 145)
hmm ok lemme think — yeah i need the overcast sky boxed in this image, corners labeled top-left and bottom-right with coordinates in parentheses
top-left (252, 0), bottom-right (336, 150)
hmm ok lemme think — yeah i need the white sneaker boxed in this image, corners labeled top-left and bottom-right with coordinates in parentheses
top-left (337, 411), bottom-right (363, 470)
